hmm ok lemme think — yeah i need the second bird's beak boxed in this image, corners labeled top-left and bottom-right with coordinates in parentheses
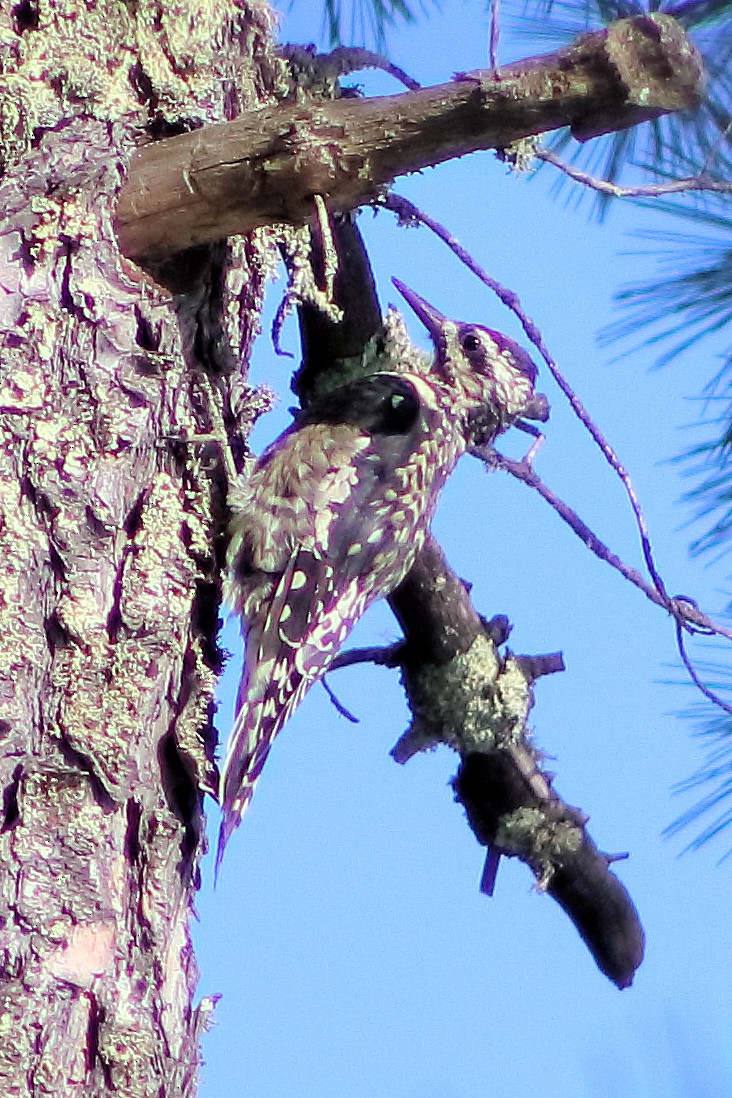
top-left (392, 278), bottom-right (446, 344)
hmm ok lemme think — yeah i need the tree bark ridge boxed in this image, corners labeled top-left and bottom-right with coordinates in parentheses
top-left (0, 1), bottom-right (278, 1092)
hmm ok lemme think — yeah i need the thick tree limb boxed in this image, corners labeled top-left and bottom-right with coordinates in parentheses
top-left (115, 14), bottom-right (702, 263)
top-left (295, 213), bottom-right (645, 988)
top-left (390, 537), bottom-right (645, 990)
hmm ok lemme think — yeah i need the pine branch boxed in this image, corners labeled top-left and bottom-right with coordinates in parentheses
top-left (115, 14), bottom-right (702, 264)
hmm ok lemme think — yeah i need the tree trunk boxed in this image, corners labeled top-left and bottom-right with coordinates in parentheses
top-left (0, 2), bottom-right (278, 1092)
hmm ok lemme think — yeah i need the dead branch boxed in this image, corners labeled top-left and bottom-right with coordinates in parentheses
top-left (115, 14), bottom-right (702, 263)
top-left (454, 752), bottom-right (645, 988)
top-left (537, 146), bottom-right (732, 197)
top-left (292, 212), bottom-right (646, 988)
top-left (389, 535), bottom-right (645, 989)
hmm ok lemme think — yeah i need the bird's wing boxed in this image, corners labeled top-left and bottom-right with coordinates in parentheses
top-left (217, 375), bottom-right (436, 865)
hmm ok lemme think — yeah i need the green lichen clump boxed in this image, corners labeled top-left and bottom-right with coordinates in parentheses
top-left (0, 0), bottom-right (275, 168)
top-left (405, 633), bottom-right (535, 753)
top-left (495, 807), bottom-right (583, 888)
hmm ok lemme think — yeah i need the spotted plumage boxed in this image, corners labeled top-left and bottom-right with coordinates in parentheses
top-left (217, 280), bottom-right (540, 867)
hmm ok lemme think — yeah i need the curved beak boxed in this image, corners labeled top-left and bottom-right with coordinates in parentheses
top-left (392, 278), bottom-right (445, 343)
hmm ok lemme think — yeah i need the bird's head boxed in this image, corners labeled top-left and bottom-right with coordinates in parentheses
top-left (392, 278), bottom-right (547, 437)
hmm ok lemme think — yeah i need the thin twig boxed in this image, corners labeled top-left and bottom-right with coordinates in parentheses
top-left (271, 293), bottom-right (295, 359)
top-left (322, 46), bottom-right (422, 92)
top-left (536, 147), bottom-right (732, 198)
top-left (701, 119), bottom-right (732, 176)
top-left (383, 191), bottom-right (668, 599)
top-left (488, 0), bottom-right (501, 76)
top-left (382, 194), bottom-right (732, 716)
top-left (277, 44), bottom-right (422, 92)
top-left (272, 199), bottom-right (344, 357)
top-left (675, 621), bottom-right (732, 717)
top-left (330, 643), bottom-right (404, 671)
top-left (489, 450), bottom-right (666, 609)
top-left (313, 194), bottom-right (339, 302)
top-left (197, 373), bottom-right (239, 484)
top-left (321, 676), bottom-right (360, 723)
top-left (490, 450), bottom-right (732, 642)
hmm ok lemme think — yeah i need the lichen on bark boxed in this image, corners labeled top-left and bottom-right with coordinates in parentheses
top-left (0, 1), bottom-right (281, 1093)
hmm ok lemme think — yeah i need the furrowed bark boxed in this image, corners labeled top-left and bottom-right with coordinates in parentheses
top-left (116, 13), bottom-right (703, 263)
top-left (0, 1), bottom-right (277, 1092)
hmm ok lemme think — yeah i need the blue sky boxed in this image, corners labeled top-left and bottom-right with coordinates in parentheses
top-left (195, 4), bottom-right (732, 1095)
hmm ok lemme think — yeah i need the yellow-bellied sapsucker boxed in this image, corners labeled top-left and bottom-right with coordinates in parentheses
top-left (217, 280), bottom-right (540, 866)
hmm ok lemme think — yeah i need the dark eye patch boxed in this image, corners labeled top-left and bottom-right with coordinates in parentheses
top-left (460, 323), bottom-right (539, 385)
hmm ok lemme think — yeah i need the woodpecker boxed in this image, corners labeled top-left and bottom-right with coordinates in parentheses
top-left (217, 280), bottom-right (540, 868)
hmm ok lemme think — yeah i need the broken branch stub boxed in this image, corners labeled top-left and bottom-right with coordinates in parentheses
top-left (390, 535), bottom-right (646, 989)
top-left (115, 14), bottom-right (702, 263)
top-left (289, 215), bottom-right (646, 987)
top-left (454, 753), bottom-right (646, 989)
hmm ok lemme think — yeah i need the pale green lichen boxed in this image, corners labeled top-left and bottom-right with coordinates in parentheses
top-left (277, 221), bottom-right (345, 331)
top-left (494, 654), bottom-right (534, 734)
top-left (404, 633), bottom-right (534, 754)
top-left (497, 135), bottom-right (542, 172)
top-left (0, 0), bottom-right (276, 168)
top-left (495, 807), bottom-right (583, 888)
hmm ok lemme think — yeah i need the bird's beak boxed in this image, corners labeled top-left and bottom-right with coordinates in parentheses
top-left (392, 278), bottom-right (445, 344)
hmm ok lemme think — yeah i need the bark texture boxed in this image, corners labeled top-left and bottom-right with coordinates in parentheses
top-left (0, 1), bottom-right (279, 1093)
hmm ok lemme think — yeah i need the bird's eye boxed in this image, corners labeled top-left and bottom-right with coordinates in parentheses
top-left (461, 333), bottom-right (481, 353)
